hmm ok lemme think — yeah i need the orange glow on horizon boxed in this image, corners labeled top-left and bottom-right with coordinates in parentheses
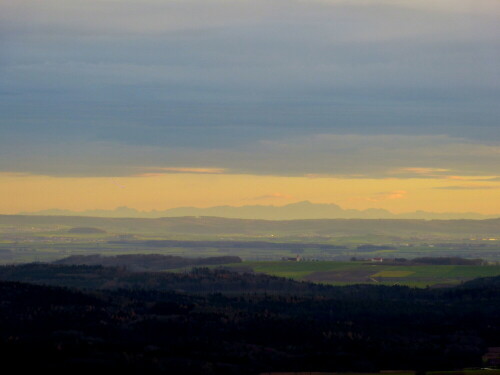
top-left (2, 172), bottom-right (500, 215)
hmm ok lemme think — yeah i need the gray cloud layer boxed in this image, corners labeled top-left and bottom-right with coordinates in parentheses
top-left (1, 133), bottom-right (499, 179)
top-left (1, 0), bottom-right (499, 177)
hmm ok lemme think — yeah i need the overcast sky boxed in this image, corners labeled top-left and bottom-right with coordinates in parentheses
top-left (1, 1), bottom-right (499, 214)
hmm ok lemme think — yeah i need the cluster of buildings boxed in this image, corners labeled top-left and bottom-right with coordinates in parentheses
top-left (281, 255), bottom-right (303, 262)
top-left (483, 347), bottom-right (500, 366)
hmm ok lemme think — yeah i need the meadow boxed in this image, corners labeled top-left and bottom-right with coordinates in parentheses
top-left (260, 371), bottom-right (500, 375)
top-left (226, 261), bottom-right (500, 287)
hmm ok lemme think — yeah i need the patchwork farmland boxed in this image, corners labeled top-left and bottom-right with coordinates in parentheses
top-left (225, 261), bottom-right (500, 287)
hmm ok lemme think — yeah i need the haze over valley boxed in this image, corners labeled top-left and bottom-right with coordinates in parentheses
top-left (1, 0), bottom-right (499, 373)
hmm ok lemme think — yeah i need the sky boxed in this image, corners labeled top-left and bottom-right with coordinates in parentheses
top-left (1, 0), bottom-right (499, 215)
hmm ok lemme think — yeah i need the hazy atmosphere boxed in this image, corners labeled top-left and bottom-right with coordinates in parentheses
top-left (2, 2), bottom-right (500, 373)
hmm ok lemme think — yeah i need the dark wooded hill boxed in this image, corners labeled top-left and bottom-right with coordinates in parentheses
top-left (54, 254), bottom-right (242, 271)
top-left (0, 266), bottom-right (498, 374)
top-left (68, 227), bottom-right (106, 234)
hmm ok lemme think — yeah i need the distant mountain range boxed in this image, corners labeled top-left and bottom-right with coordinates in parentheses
top-left (20, 201), bottom-right (498, 220)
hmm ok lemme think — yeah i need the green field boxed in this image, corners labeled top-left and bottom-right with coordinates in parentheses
top-left (260, 370), bottom-right (500, 375)
top-left (227, 261), bottom-right (500, 287)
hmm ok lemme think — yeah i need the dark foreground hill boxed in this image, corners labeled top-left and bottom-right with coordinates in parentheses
top-left (0, 264), bottom-right (499, 374)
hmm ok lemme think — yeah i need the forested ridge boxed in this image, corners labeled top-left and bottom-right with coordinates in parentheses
top-left (0, 264), bottom-right (499, 374)
top-left (54, 254), bottom-right (242, 271)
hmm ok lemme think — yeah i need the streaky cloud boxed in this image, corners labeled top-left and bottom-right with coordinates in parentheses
top-left (1, 134), bottom-right (499, 179)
